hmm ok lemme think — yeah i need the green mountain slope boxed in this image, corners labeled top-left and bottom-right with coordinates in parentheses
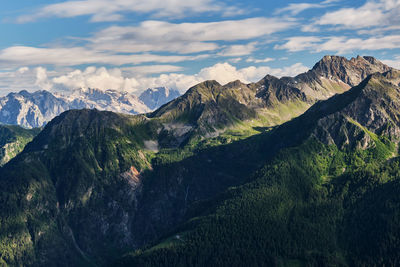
top-left (0, 110), bottom-right (160, 266)
top-left (0, 109), bottom-right (273, 266)
top-left (0, 125), bottom-right (40, 166)
top-left (116, 70), bottom-right (400, 266)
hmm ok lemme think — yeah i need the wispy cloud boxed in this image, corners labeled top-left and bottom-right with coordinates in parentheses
top-left (316, 0), bottom-right (400, 29)
top-left (90, 18), bottom-right (295, 54)
top-left (275, 37), bottom-right (321, 52)
top-left (218, 43), bottom-right (258, 57)
top-left (16, 0), bottom-right (245, 23)
top-left (246, 57), bottom-right (275, 63)
top-left (0, 46), bottom-right (207, 67)
top-left (0, 17), bottom-right (295, 68)
top-left (121, 65), bottom-right (184, 75)
top-left (275, 0), bottom-right (340, 15)
top-left (275, 35), bottom-right (400, 53)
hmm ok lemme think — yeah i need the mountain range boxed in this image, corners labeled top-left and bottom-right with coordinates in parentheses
top-left (0, 55), bottom-right (399, 266)
top-left (0, 87), bottom-right (180, 128)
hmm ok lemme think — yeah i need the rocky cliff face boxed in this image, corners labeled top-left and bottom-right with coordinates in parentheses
top-left (139, 87), bottom-right (180, 110)
top-left (312, 70), bottom-right (400, 147)
top-left (280, 55), bottom-right (392, 100)
top-left (311, 55), bottom-right (392, 87)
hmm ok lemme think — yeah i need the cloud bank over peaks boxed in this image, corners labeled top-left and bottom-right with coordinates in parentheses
top-left (0, 62), bottom-right (310, 96)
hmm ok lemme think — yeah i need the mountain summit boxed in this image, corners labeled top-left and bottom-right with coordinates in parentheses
top-left (311, 55), bottom-right (392, 86)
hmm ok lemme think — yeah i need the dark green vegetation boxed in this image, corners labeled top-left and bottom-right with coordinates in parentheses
top-left (0, 56), bottom-right (399, 266)
top-left (0, 125), bottom-right (41, 166)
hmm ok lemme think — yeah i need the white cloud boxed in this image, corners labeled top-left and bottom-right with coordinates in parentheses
top-left (0, 62), bottom-right (310, 96)
top-left (52, 67), bottom-right (141, 92)
top-left (131, 62), bottom-right (309, 92)
top-left (122, 65), bottom-right (184, 75)
top-left (275, 0), bottom-right (340, 15)
top-left (275, 3), bottom-right (325, 15)
top-left (90, 18), bottom-right (294, 54)
top-left (382, 55), bottom-right (400, 69)
top-left (17, 67), bottom-right (29, 74)
top-left (275, 35), bottom-right (400, 53)
top-left (0, 46), bottom-right (203, 67)
top-left (218, 43), bottom-right (258, 57)
top-left (35, 67), bottom-right (53, 90)
top-left (0, 18), bottom-right (294, 68)
top-left (228, 58), bottom-right (243, 63)
top-left (246, 57), bottom-right (275, 63)
top-left (316, 0), bottom-right (400, 29)
top-left (16, 0), bottom-right (245, 23)
top-left (0, 67), bottom-right (56, 95)
top-left (275, 37), bottom-right (321, 52)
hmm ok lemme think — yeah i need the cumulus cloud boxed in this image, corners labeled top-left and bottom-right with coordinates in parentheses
top-left (16, 0), bottom-right (244, 23)
top-left (0, 62), bottom-right (311, 96)
top-left (128, 62), bottom-right (309, 92)
top-left (52, 67), bottom-right (141, 92)
top-left (35, 67), bottom-right (53, 90)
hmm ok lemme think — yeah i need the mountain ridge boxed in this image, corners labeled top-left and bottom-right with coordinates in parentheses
top-left (148, 55), bottom-right (393, 143)
top-left (0, 55), bottom-right (398, 266)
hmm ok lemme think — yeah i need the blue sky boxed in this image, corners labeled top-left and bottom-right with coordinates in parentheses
top-left (0, 0), bottom-right (399, 95)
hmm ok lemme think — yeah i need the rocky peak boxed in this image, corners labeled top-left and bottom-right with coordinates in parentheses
top-left (311, 55), bottom-right (392, 86)
top-left (223, 80), bottom-right (246, 89)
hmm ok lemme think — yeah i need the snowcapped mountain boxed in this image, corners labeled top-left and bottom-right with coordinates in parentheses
top-left (139, 87), bottom-right (181, 110)
top-left (0, 90), bottom-right (70, 128)
top-left (56, 88), bottom-right (150, 115)
top-left (0, 88), bottom-right (151, 128)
